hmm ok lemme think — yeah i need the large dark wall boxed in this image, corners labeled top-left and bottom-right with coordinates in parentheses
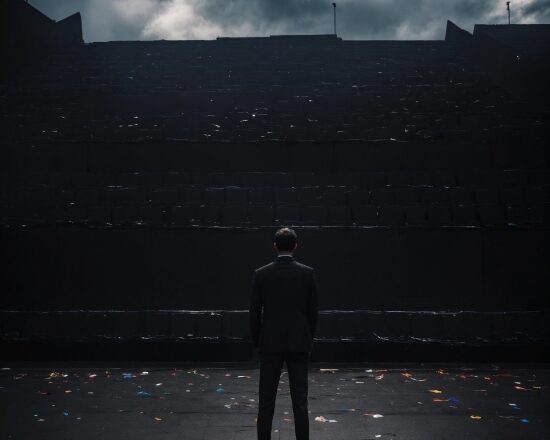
top-left (0, 0), bottom-right (82, 79)
top-left (1, 226), bottom-right (549, 311)
top-left (2, 137), bottom-right (548, 174)
top-left (472, 24), bottom-right (550, 105)
top-left (1, 4), bottom-right (549, 360)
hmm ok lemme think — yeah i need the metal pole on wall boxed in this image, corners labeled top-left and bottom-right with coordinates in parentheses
top-left (507, 1), bottom-right (511, 24)
top-left (333, 3), bottom-right (337, 35)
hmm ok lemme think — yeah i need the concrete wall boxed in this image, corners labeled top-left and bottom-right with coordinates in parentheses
top-left (1, 226), bottom-right (548, 311)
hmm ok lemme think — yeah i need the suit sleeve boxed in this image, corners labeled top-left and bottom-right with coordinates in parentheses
top-left (307, 269), bottom-right (318, 342)
top-left (249, 270), bottom-right (262, 348)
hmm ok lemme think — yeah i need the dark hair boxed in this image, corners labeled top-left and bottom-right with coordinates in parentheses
top-left (274, 227), bottom-right (297, 252)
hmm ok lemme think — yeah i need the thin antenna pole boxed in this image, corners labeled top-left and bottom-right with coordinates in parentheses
top-left (333, 3), bottom-right (337, 35)
top-left (507, 1), bottom-right (511, 24)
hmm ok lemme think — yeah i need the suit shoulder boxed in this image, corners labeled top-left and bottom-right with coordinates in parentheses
top-left (294, 261), bottom-right (314, 272)
top-left (255, 262), bottom-right (275, 273)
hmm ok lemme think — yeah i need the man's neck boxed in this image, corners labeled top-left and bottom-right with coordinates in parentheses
top-left (278, 252), bottom-right (293, 256)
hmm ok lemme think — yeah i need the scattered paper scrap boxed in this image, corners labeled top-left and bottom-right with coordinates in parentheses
top-left (514, 386), bottom-right (528, 391)
top-left (401, 372), bottom-right (426, 382)
top-left (314, 415), bottom-right (337, 422)
top-left (363, 413), bottom-right (384, 418)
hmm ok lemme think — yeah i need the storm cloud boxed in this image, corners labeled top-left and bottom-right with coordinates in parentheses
top-left (29, 0), bottom-right (550, 42)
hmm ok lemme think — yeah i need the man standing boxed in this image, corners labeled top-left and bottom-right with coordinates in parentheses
top-left (250, 227), bottom-right (319, 440)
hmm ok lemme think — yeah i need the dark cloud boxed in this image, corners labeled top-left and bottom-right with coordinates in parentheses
top-left (28, 0), bottom-right (550, 42)
top-left (522, 0), bottom-right (550, 20)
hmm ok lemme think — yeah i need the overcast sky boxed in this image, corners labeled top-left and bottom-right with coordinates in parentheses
top-left (29, 0), bottom-right (550, 42)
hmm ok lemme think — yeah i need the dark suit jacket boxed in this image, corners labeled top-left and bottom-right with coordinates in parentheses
top-left (249, 254), bottom-right (318, 353)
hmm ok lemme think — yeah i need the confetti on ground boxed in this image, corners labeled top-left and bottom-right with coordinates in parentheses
top-left (314, 415), bottom-right (337, 422)
top-left (1, 364), bottom-right (547, 438)
top-left (363, 413), bottom-right (384, 418)
top-left (401, 372), bottom-right (426, 382)
top-left (514, 386), bottom-right (529, 391)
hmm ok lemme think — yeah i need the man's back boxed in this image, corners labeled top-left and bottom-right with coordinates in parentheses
top-left (250, 254), bottom-right (318, 353)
